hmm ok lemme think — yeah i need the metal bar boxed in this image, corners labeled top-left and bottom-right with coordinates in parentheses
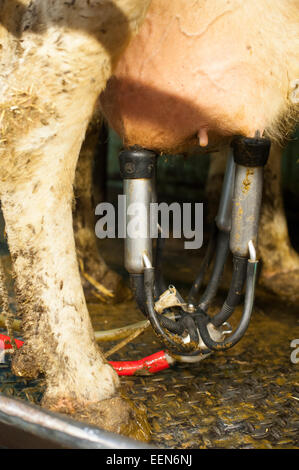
top-left (0, 394), bottom-right (155, 449)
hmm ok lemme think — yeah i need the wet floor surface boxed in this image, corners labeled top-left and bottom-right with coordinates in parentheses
top-left (0, 238), bottom-right (299, 448)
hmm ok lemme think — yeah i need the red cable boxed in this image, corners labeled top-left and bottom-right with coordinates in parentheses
top-left (0, 334), bottom-right (25, 350)
top-left (109, 350), bottom-right (170, 375)
top-left (0, 333), bottom-right (171, 376)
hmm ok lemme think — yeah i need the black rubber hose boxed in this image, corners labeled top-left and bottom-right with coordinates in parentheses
top-left (188, 223), bottom-right (217, 305)
top-left (198, 230), bottom-right (230, 312)
top-left (154, 234), bottom-right (167, 298)
top-left (159, 314), bottom-right (184, 335)
top-left (212, 255), bottom-right (248, 327)
top-left (181, 315), bottom-right (199, 343)
top-left (196, 261), bottom-right (258, 351)
top-left (130, 273), bottom-right (147, 316)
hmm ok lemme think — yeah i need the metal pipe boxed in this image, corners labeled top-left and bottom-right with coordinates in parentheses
top-left (230, 165), bottom-right (263, 257)
top-left (230, 136), bottom-right (271, 257)
top-left (123, 178), bottom-right (153, 273)
top-left (0, 394), bottom-right (155, 449)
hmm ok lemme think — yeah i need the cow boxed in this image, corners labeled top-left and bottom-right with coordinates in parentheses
top-left (0, 0), bottom-right (298, 440)
top-left (0, 0), bottom-right (151, 438)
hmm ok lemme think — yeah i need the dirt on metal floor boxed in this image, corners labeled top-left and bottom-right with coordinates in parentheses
top-left (0, 238), bottom-right (298, 449)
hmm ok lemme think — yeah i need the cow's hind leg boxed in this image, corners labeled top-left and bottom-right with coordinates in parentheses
top-left (74, 115), bottom-right (130, 304)
top-left (258, 143), bottom-right (299, 303)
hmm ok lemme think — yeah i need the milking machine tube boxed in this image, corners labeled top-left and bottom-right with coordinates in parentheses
top-left (120, 137), bottom-right (270, 357)
top-left (197, 136), bottom-right (271, 351)
top-left (154, 227), bottom-right (167, 297)
top-left (120, 148), bottom-right (202, 355)
top-left (188, 151), bottom-right (236, 306)
top-left (195, 151), bottom-right (235, 312)
top-left (152, 167), bottom-right (168, 298)
top-left (119, 147), bottom-right (154, 316)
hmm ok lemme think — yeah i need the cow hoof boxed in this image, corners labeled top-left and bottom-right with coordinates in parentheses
top-left (91, 269), bottom-right (132, 304)
top-left (260, 269), bottom-right (299, 304)
top-left (80, 259), bottom-right (132, 304)
top-left (11, 345), bottom-right (41, 379)
top-left (42, 395), bottom-right (151, 442)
